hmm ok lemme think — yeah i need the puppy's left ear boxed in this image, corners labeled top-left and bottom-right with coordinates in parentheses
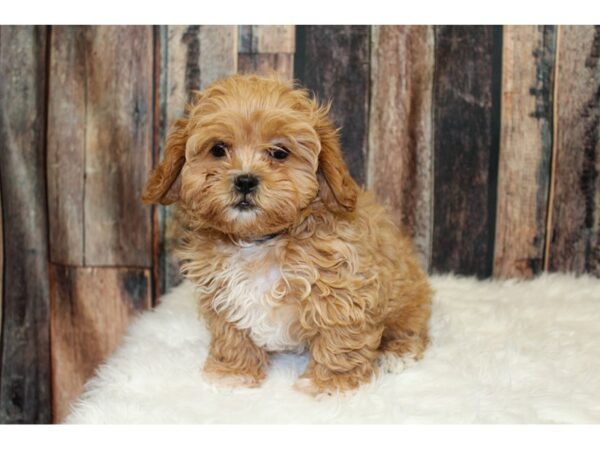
top-left (314, 105), bottom-right (358, 213)
top-left (141, 117), bottom-right (188, 205)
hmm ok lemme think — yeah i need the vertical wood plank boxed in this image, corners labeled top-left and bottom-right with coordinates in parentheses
top-left (49, 265), bottom-right (151, 423)
top-left (0, 179), bottom-right (3, 354)
top-left (431, 26), bottom-right (503, 278)
top-left (238, 53), bottom-right (294, 80)
top-left (47, 26), bottom-right (86, 265)
top-left (84, 26), bottom-right (153, 266)
top-left (547, 26), bottom-right (600, 276)
top-left (294, 25), bottom-right (370, 186)
top-left (238, 25), bottom-right (295, 80)
top-left (157, 26), bottom-right (238, 294)
top-left (494, 26), bottom-right (557, 278)
top-left (367, 26), bottom-right (434, 270)
top-left (0, 25), bottom-right (51, 423)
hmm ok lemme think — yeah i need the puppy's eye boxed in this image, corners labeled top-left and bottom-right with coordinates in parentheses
top-left (210, 143), bottom-right (227, 158)
top-left (269, 147), bottom-right (289, 160)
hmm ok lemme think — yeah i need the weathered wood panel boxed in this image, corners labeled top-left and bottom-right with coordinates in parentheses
top-left (47, 26), bottom-right (86, 265)
top-left (0, 178), bottom-right (3, 354)
top-left (47, 26), bottom-right (153, 267)
top-left (157, 25), bottom-right (238, 294)
top-left (84, 26), bottom-right (153, 266)
top-left (294, 26), bottom-right (370, 185)
top-left (238, 53), bottom-right (294, 80)
top-left (165, 25), bottom-right (238, 115)
top-left (494, 26), bottom-right (557, 278)
top-left (431, 26), bottom-right (503, 278)
top-left (547, 26), bottom-right (600, 275)
top-left (0, 25), bottom-right (51, 423)
top-left (239, 25), bottom-right (295, 54)
top-left (238, 25), bottom-right (295, 79)
top-left (49, 265), bottom-right (151, 423)
top-left (367, 26), bottom-right (434, 270)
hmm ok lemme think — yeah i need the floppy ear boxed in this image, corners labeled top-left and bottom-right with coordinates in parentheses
top-left (141, 117), bottom-right (188, 205)
top-left (315, 105), bottom-right (359, 214)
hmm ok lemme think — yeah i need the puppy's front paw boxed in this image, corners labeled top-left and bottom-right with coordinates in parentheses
top-left (293, 377), bottom-right (338, 399)
top-left (294, 364), bottom-right (374, 398)
top-left (202, 359), bottom-right (265, 388)
top-left (293, 377), bottom-right (321, 395)
top-left (378, 352), bottom-right (418, 374)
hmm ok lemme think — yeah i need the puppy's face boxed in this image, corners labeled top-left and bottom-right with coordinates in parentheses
top-left (142, 75), bottom-right (358, 239)
top-left (180, 91), bottom-right (321, 238)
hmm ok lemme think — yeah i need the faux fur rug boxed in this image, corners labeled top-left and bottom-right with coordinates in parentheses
top-left (66, 274), bottom-right (600, 424)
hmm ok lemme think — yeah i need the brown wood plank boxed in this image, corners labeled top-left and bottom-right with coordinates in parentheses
top-left (0, 25), bottom-right (51, 423)
top-left (47, 26), bottom-right (86, 265)
top-left (0, 176), bottom-right (3, 353)
top-left (431, 26), bottom-right (503, 278)
top-left (165, 25), bottom-right (238, 119)
top-left (238, 25), bottom-right (295, 54)
top-left (294, 25), bottom-right (370, 186)
top-left (84, 26), bottom-right (153, 266)
top-left (367, 26), bottom-right (434, 270)
top-left (254, 25), bottom-right (295, 53)
top-left (50, 265), bottom-right (151, 423)
top-left (547, 26), bottom-right (600, 276)
top-left (494, 26), bottom-right (557, 278)
top-left (237, 25), bottom-right (295, 79)
top-left (238, 53), bottom-right (294, 79)
top-left (157, 26), bottom-right (238, 294)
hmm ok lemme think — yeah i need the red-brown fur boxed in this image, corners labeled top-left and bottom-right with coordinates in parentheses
top-left (142, 74), bottom-right (432, 395)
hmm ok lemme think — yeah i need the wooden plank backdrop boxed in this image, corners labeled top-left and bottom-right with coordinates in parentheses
top-left (494, 26), bottom-right (556, 278)
top-left (0, 25), bottom-right (51, 423)
top-left (547, 25), bottom-right (600, 276)
top-left (1, 25), bottom-right (599, 423)
top-left (0, 183), bottom-right (3, 354)
top-left (368, 25), bottom-right (434, 269)
top-left (431, 25), bottom-right (503, 278)
top-left (47, 26), bottom-right (154, 267)
top-left (238, 25), bottom-right (295, 79)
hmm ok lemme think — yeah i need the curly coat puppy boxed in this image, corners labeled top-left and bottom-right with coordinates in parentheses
top-left (142, 74), bottom-right (432, 395)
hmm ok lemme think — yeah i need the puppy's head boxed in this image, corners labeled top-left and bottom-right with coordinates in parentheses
top-left (142, 74), bottom-right (357, 239)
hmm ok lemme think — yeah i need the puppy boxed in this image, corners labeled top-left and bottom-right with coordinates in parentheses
top-left (142, 74), bottom-right (432, 395)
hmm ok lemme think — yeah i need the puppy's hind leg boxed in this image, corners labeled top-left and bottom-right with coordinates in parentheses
top-left (378, 298), bottom-right (431, 374)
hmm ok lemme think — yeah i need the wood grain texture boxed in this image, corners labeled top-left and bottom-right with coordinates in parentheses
top-left (367, 26), bottom-right (434, 270)
top-left (49, 265), bottom-right (151, 423)
top-left (431, 26), bottom-right (503, 278)
top-left (238, 53), bottom-right (294, 79)
top-left (0, 176), bottom-right (3, 355)
top-left (294, 26), bottom-right (370, 185)
top-left (547, 26), bottom-right (600, 275)
top-left (0, 25), bottom-right (51, 423)
top-left (166, 25), bottom-right (238, 113)
top-left (239, 25), bottom-right (295, 54)
top-left (47, 26), bottom-right (86, 265)
top-left (157, 25), bottom-right (238, 294)
top-left (47, 26), bottom-right (153, 267)
top-left (238, 25), bottom-right (295, 79)
top-left (494, 26), bottom-right (556, 278)
top-left (84, 26), bottom-right (153, 266)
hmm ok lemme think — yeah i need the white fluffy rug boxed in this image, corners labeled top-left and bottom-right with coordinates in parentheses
top-left (66, 274), bottom-right (600, 424)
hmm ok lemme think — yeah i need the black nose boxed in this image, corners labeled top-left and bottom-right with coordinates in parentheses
top-left (234, 174), bottom-right (259, 194)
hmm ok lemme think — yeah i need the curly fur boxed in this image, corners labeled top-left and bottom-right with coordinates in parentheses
top-left (142, 74), bottom-right (432, 395)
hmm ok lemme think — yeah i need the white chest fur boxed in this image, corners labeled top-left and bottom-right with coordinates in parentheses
top-left (210, 243), bottom-right (303, 352)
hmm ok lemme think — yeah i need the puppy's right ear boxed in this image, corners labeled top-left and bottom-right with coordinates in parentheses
top-left (142, 117), bottom-right (188, 205)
